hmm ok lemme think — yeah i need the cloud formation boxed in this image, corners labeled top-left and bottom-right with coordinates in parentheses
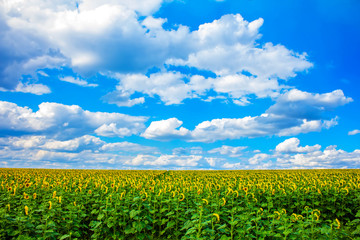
top-left (0, 134), bottom-right (159, 168)
top-left (108, 14), bottom-right (313, 105)
top-left (141, 118), bottom-right (190, 140)
top-left (0, 0), bottom-right (185, 90)
top-left (208, 145), bottom-right (247, 157)
top-left (0, 100), bottom-right (147, 139)
top-left (2, 0), bottom-right (312, 105)
top-left (142, 89), bottom-right (351, 142)
top-left (59, 76), bottom-right (98, 87)
top-left (348, 129), bottom-right (360, 135)
top-left (275, 137), bottom-right (321, 153)
top-left (267, 89), bottom-right (353, 119)
top-left (0, 82), bottom-right (51, 95)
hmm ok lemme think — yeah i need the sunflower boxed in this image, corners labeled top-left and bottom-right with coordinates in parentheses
top-left (212, 213), bottom-right (220, 222)
top-left (179, 193), bottom-right (185, 201)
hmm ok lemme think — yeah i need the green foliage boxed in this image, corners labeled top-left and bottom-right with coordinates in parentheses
top-left (0, 168), bottom-right (359, 239)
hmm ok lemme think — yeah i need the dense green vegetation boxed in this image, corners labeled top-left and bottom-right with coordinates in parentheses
top-left (1, 168), bottom-right (360, 239)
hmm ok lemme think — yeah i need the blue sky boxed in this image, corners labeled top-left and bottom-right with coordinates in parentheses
top-left (0, 0), bottom-right (360, 169)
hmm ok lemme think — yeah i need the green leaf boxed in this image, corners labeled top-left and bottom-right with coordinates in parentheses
top-left (97, 213), bottom-right (105, 220)
top-left (36, 224), bottom-right (46, 230)
top-left (166, 211), bottom-right (175, 216)
top-left (185, 228), bottom-right (196, 235)
top-left (60, 234), bottom-right (71, 240)
top-left (130, 209), bottom-right (138, 219)
top-left (217, 224), bottom-right (227, 230)
top-left (181, 220), bottom-right (193, 230)
top-left (356, 210), bottom-right (360, 218)
top-left (167, 221), bottom-right (176, 229)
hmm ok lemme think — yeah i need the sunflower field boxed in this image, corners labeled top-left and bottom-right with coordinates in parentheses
top-left (1, 168), bottom-right (360, 239)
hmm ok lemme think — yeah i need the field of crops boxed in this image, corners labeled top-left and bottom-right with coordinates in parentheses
top-left (1, 168), bottom-right (360, 239)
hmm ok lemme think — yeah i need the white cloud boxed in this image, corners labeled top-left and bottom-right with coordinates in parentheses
top-left (221, 162), bottom-right (242, 169)
top-left (205, 157), bottom-right (219, 167)
top-left (0, 100), bottom-right (147, 139)
top-left (124, 154), bottom-right (155, 166)
top-left (0, 134), bottom-right (157, 154)
top-left (102, 90), bottom-right (145, 107)
top-left (142, 115), bottom-right (337, 142)
top-left (267, 89), bottom-right (353, 119)
top-left (101, 141), bottom-right (157, 153)
top-left (277, 118), bottom-right (338, 136)
top-left (0, 12), bottom-right (67, 90)
top-left (219, 144), bottom-right (360, 170)
top-left (142, 89), bottom-right (351, 142)
top-left (0, 82), bottom-right (51, 95)
top-left (0, 145), bottom-right (129, 168)
top-left (208, 145), bottom-right (247, 157)
top-left (1, 0), bottom-right (189, 84)
top-left (112, 71), bottom-right (282, 105)
top-left (59, 76), bottom-right (98, 87)
top-left (0, 136), bottom-right (46, 149)
top-left (168, 42), bottom-right (312, 79)
top-left (144, 155), bottom-right (202, 167)
top-left (233, 97), bottom-right (251, 106)
top-left (108, 14), bottom-right (313, 105)
top-left (248, 153), bottom-right (269, 165)
top-left (275, 138), bottom-right (321, 153)
top-left (15, 82), bottom-right (51, 94)
top-left (275, 146), bottom-right (360, 169)
top-left (349, 129), bottom-right (360, 135)
top-left (165, 14), bottom-right (312, 92)
top-left (1, 1), bottom-right (313, 103)
top-left (172, 146), bottom-right (203, 155)
top-left (141, 118), bottom-right (190, 140)
top-left (114, 72), bottom-right (193, 105)
top-left (124, 154), bottom-right (202, 168)
top-left (42, 135), bottom-right (103, 151)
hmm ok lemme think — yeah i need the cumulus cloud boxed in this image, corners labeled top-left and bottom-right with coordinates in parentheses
top-left (172, 147), bottom-right (203, 155)
top-left (204, 157), bottom-right (221, 167)
top-left (0, 145), bottom-right (129, 169)
top-left (0, 10), bottom-right (67, 90)
top-left (0, 100), bottom-right (147, 139)
top-left (0, 82), bottom-right (51, 95)
top-left (0, 134), bottom-right (157, 154)
top-left (42, 135), bottom-right (103, 151)
top-left (349, 129), bottom-right (360, 135)
top-left (275, 146), bottom-right (360, 169)
top-left (142, 116), bottom-right (338, 142)
top-left (142, 89), bottom-right (351, 142)
top-left (108, 14), bottom-right (313, 105)
top-left (0, 0), bottom-right (188, 90)
top-left (220, 141), bottom-right (360, 170)
top-left (113, 72), bottom-right (193, 105)
top-left (2, 0), bottom-right (313, 103)
top-left (100, 142), bottom-right (157, 153)
top-left (125, 154), bottom-right (202, 167)
top-left (59, 76), bottom-right (98, 87)
top-left (102, 89), bottom-right (145, 107)
top-left (275, 138), bottom-right (321, 153)
top-left (248, 153), bottom-right (269, 165)
top-left (111, 71), bottom-right (282, 105)
top-left (267, 89), bottom-right (353, 119)
top-left (141, 118), bottom-right (190, 140)
top-left (208, 145), bottom-right (247, 157)
top-left (0, 135), bottom-right (47, 149)
top-left (0, 134), bottom-right (161, 169)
